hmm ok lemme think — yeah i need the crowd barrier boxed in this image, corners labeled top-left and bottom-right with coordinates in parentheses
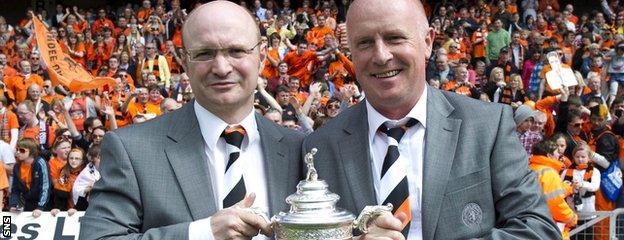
top-left (570, 208), bottom-right (624, 239)
top-left (0, 211), bottom-right (83, 240)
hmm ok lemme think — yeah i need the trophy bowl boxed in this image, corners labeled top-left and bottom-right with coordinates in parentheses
top-left (271, 148), bottom-right (392, 240)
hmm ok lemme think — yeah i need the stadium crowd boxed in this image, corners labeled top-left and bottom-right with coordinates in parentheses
top-left (1, 0), bottom-right (624, 238)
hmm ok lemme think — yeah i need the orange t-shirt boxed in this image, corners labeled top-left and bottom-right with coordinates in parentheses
top-left (53, 168), bottom-right (79, 193)
top-left (328, 52), bottom-right (356, 90)
top-left (19, 163), bottom-right (32, 189)
top-left (442, 81), bottom-right (472, 96)
top-left (0, 110), bottom-right (19, 144)
top-left (127, 100), bottom-right (162, 120)
top-left (306, 26), bottom-right (334, 48)
top-left (471, 30), bottom-right (488, 58)
top-left (284, 50), bottom-right (317, 88)
top-left (5, 74), bottom-right (44, 103)
top-left (20, 124), bottom-right (54, 149)
top-left (261, 48), bottom-right (280, 80)
top-left (48, 157), bottom-right (66, 181)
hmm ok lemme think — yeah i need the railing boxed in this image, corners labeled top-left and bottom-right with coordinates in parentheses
top-left (570, 208), bottom-right (624, 239)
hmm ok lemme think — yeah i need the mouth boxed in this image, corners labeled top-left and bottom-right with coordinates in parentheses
top-left (370, 69), bottom-right (401, 79)
top-left (209, 81), bottom-right (238, 90)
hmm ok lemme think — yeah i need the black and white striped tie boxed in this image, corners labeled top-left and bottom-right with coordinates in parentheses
top-left (378, 118), bottom-right (418, 237)
top-left (221, 125), bottom-right (247, 208)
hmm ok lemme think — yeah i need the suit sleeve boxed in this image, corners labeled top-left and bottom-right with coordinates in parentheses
top-left (484, 105), bottom-right (561, 239)
top-left (79, 132), bottom-right (189, 240)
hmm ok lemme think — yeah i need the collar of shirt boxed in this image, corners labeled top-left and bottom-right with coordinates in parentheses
top-left (366, 87), bottom-right (428, 142)
top-left (193, 101), bottom-right (259, 154)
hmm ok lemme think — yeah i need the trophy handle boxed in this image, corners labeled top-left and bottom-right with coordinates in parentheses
top-left (353, 203), bottom-right (393, 234)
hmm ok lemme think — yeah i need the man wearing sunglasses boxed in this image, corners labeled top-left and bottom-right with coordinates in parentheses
top-left (81, 1), bottom-right (303, 240)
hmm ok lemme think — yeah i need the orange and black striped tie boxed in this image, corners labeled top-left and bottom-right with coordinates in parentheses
top-left (222, 125), bottom-right (247, 208)
top-left (378, 118), bottom-right (418, 237)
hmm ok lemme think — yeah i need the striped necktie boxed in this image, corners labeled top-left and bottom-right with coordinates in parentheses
top-left (221, 125), bottom-right (247, 208)
top-left (378, 118), bottom-right (418, 237)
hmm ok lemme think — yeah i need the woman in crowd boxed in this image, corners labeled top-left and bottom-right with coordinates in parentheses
top-left (50, 147), bottom-right (86, 216)
top-left (72, 144), bottom-right (101, 210)
top-left (9, 138), bottom-right (50, 217)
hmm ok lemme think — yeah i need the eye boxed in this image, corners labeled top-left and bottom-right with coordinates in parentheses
top-left (193, 49), bottom-right (217, 61)
top-left (386, 35), bottom-right (406, 44)
top-left (228, 48), bottom-right (249, 58)
top-left (356, 39), bottom-right (373, 49)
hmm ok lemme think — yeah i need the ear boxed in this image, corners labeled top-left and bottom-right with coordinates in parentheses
top-left (180, 49), bottom-right (190, 72)
top-left (424, 27), bottom-right (436, 59)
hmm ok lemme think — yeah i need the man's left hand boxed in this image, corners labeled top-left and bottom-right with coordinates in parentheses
top-left (355, 212), bottom-right (406, 240)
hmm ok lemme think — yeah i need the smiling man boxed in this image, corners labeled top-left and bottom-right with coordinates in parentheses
top-left (80, 1), bottom-right (304, 239)
top-left (302, 0), bottom-right (560, 239)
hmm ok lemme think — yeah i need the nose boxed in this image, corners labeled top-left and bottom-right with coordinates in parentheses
top-left (371, 40), bottom-right (392, 66)
top-left (210, 54), bottom-right (233, 78)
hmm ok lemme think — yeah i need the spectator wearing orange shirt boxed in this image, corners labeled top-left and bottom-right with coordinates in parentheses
top-left (87, 34), bottom-right (113, 73)
top-left (59, 8), bottom-right (88, 34)
top-left (137, 0), bottom-right (153, 24)
top-left (442, 65), bottom-right (480, 99)
top-left (447, 42), bottom-right (465, 63)
top-left (305, 15), bottom-right (334, 48)
top-left (48, 138), bottom-right (71, 185)
top-left (0, 53), bottom-right (17, 78)
top-left (51, 148), bottom-right (86, 215)
top-left (64, 34), bottom-right (86, 68)
top-left (5, 60), bottom-right (44, 104)
top-left (16, 100), bottom-right (53, 155)
top-left (283, 41), bottom-right (317, 89)
top-left (9, 138), bottom-right (50, 217)
top-left (92, 9), bottom-right (115, 35)
top-left (125, 87), bottom-right (161, 122)
top-left (0, 94), bottom-right (18, 149)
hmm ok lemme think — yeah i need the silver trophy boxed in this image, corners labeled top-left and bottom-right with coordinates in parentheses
top-left (271, 148), bottom-right (392, 240)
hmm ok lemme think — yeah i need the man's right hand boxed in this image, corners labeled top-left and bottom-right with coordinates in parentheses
top-left (210, 193), bottom-right (272, 239)
top-left (355, 212), bottom-right (406, 240)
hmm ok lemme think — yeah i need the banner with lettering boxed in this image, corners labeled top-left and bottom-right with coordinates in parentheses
top-left (31, 16), bottom-right (115, 92)
top-left (0, 212), bottom-right (83, 240)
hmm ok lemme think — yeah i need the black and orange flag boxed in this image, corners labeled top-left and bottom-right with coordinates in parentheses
top-left (32, 15), bottom-right (115, 92)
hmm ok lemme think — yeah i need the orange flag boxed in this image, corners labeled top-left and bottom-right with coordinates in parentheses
top-left (32, 16), bottom-right (115, 92)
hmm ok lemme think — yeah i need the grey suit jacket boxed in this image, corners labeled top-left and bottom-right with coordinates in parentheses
top-left (303, 86), bottom-right (560, 240)
top-left (80, 102), bottom-right (304, 239)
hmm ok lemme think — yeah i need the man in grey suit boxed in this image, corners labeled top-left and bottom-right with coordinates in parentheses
top-left (303, 0), bottom-right (560, 239)
top-left (80, 1), bottom-right (303, 239)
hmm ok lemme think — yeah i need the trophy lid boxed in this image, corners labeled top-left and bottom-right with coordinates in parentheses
top-left (273, 148), bottom-right (355, 225)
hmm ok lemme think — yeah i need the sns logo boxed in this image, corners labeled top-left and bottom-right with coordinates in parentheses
top-left (2, 216), bottom-right (10, 238)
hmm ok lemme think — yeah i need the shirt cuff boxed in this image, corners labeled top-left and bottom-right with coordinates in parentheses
top-left (188, 217), bottom-right (214, 240)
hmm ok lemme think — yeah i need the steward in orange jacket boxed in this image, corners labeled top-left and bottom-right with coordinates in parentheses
top-left (529, 140), bottom-right (577, 239)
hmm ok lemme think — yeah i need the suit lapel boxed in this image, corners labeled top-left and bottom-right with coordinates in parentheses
top-left (164, 102), bottom-right (217, 220)
top-left (257, 114), bottom-right (288, 216)
top-left (339, 103), bottom-right (376, 212)
top-left (421, 87), bottom-right (461, 240)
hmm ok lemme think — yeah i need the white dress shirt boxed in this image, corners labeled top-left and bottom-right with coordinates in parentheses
top-left (366, 88), bottom-right (427, 240)
top-left (189, 101), bottom-right (269, 240)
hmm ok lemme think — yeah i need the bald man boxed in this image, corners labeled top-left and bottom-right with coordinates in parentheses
top-left (80, 1), bottom-right (304, 239)
top-left (303, 0), bottom-right (560, 239)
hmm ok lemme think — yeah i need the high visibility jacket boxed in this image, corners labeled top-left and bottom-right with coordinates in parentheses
top-left (529, 155), bottom-right (578, 239)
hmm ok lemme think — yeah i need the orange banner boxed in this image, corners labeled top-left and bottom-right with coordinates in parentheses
top-left (32, 16), bottom-right (115, 92)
